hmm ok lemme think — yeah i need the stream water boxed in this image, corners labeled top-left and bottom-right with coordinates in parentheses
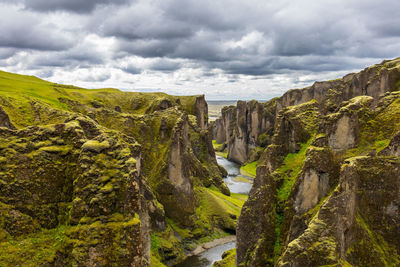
top-left (216, 155), bottom-right (253, 195)
top-left (175, 156), bottom-right (253, 267)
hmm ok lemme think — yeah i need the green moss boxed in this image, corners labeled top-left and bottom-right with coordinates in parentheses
top-left (151, 253), bottom-right (167, 267)
top-left (126, 157), bottom-right (137, 165)
top-left (0, 225), bottom-right (67, 266)
top-left (185, 186), bottom-right (248, 247)
top-left (240, 161), bottom-right (258, 178)
top-left (216, 151), bottom-right (228, 158)
top-left (283, 99), bottom-right (321, 134)
top-left (257, 131), bottom-right (271, 147)
top-left (305, 186), bottom-right (337, 222)
top-left (39, 145), bottom-right (72, 154)
top-left (0, 70), bottom-right (202, 128)
top-left (150, 225), bottom-right (185, 264)
top-left (213, 248), bottom-right (236, 267)
top-left (276, 139), bottom-right (311, 203)
top-left (82, 140), bottom-right (110, 153)
top-left (350, 214), bottom-right (400, 266)
top-left (273, 211), bottom-right (283, 262)
top-left (272, 140), bottom-right (312, 262)
top-left (346, 95), bottom-right (400, 157)
top-left (212, 140), bottom-right (224, 151)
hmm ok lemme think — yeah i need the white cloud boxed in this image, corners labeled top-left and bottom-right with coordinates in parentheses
top-left (0, 0), bottom-right (399, 100)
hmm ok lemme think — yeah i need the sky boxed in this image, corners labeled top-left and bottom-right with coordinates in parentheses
top-left (0, 0), bottom-right (399, 100)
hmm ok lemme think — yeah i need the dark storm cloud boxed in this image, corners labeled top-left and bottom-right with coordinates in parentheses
top-left (149, 59), bottom-right (181, 72)
top-left (82, 72), bottom-right (111, 82)
top-left (1, 0), bottom-right (400, 83)
top-left (23, 0), bottom-right (130, 13)
top-left (0, 48), bottom-right (17, 59)
top-left (98, 0), bottom-right (400, 75)
top-left (31, 42), bottom-right (105, 68)
top-left (121, 64), bottom-right (142, 75)
top-left (0, 8), bottom-right (73, 51)
top-left (118, 39), bottom-right (178, 58)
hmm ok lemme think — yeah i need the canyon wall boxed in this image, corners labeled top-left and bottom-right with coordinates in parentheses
top-left (213, 58), bottom-right (400, 165)
top-left (235, 58), bottom-right (400, 266)
top-left (0, 71), bottom-right (231, 267)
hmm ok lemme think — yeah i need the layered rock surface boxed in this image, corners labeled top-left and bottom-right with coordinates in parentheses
top-left (0, 70), bottom-right (234, 266)
top-left (232, 58), bottom-right (400, 266)
top-left (213, 58), bottom-right (400, 165)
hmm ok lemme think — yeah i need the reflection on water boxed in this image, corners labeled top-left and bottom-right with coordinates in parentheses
top-left (216, 156), bottom-right (253, 195)
top-left (174, 241), bottom-right (236, 267)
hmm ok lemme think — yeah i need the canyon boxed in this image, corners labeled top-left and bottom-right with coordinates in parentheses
top-left (0, 57), bottom-right (400, 266)
top-left (213, 58), bottom-right (400, 266)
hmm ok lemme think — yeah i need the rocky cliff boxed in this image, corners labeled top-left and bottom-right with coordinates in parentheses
top-left (213, 58), bottom-right (400, 166)
top-left (213, 100), bottom-right (277, 164)
top-left (235, 58), bottom-right (400, 266)
top-left (0, 70), bottom-right (236, 266)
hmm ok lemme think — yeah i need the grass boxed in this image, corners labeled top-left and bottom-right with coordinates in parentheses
top-left (207, 187), bottom-right (248, 209)
top-left (150, 187), bottom-right (247, 264)
top-left (195, 187), bottom-right (247, 224)
top-left (212, 140), bottom-right (224, 151)
top-left (273, 211), bottom-right (283, 263)
top-left (272, 139), bottom-right (311, 262)
top-left (213, 248), bottom-right (236, 266)
top-left (276, 139), bottom-right (312, 203)
top-left (0, 69), bottom-right (200, 128)
top-left (216, 151), bottom-right (228, 158)
top-left (0, 226), bottom-right (67, 266)
top-left (240, 161), bottom-right (257, 178)
top-left (345, 95), bottom-right (400, 157)
top-left (353, 215), bottom-right (400, 266)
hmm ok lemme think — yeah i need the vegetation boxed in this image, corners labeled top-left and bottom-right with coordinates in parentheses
top-left (148, 186), bottom-right (247, 264)
top-left (0, 70), bottom-right (230, 266)
top-left (216, 151), bottom-right (228, 158)
top-left (0, 226), bottom-right (67, 266)
top-left (240, 161), bottom-right (257, 178)
top-left (212, 139), bottom-right (224, 151)
top-left (276, 139), bottom-right (311, 204)
top-left (213, 248), bottom-right (236, 267)
top-left (0, 70), bottom-right (200, 128)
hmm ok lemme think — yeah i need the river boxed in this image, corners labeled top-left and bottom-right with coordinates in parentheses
top-left (216, 155), bottom-right (253, 195)
top-left (175, 155), bottom-right (253, 267)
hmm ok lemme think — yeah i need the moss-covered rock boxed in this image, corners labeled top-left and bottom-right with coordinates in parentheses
top-left (0, 70), bottom-right (233, 266)
top-left (235, 58), bottom-right (400, 266)
top-left (212, 248), bottom-right (236, 267)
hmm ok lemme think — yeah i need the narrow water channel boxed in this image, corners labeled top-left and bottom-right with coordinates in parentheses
top-left (216, 155), bottom-right (253, 195)
top-left (175, 156), bottom-right (253, 267)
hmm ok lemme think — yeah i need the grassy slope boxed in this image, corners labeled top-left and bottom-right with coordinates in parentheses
top-left (150, 187), bottom-right (247, 265)
top-left (0, 70), bottom-right (222, 266)
top-left (270, 92), bottom-right (400, 263)
top-left (240, 161), bottom-right (257, 178)
top-left (0, 70), bottom-right (199, 128)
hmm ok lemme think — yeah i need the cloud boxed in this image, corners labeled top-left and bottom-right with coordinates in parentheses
top-left (0, 48), bottom-right (17, 59)
top-left (149, 58), bottom-right (181, 72)
top-left (22, 0), bottom-right (130, 13)
top-left (0, 6), bottom-right (73, 51)
top-left (0, 0), bottom-right (400, 99)
top-left (121, 64), bottom-right (142, 75)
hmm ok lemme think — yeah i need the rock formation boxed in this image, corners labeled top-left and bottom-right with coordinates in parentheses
top-left (213, 58), bottom-right (400, 165)
top-left (235, 57), bottom-right (400, 266)
top-left (214, 100), bottom-right (277, 164)
top-left (0, 71), bottom-right (233, 266)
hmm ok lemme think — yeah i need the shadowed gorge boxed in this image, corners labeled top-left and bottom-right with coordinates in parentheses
top-left (1, 0), bottom-right (400, 266)
top-left (0, 70), bottom-right (243, 266)
top-left (212, 58), bottom-right (400, 266)
top-left (0, 57), bottom-right (400, 267)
